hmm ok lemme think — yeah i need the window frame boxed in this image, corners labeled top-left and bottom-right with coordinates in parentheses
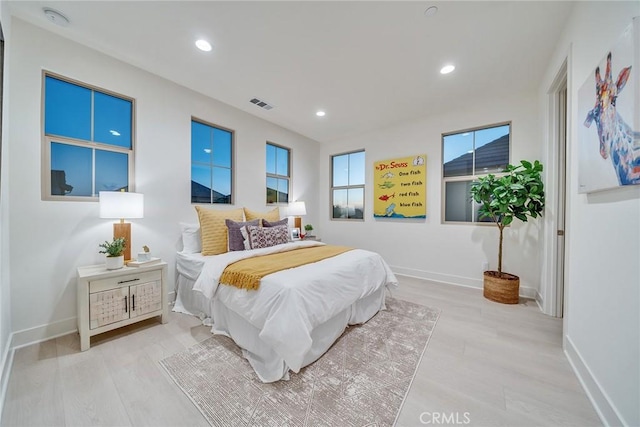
top-left (330, 149), bottom-right (365, 221)
top-left (441, 121), bottom-right (511, 224)
top-left (190, 117), bottom-right (235, 205)
top-left (265, 141), bottom-right (291, 205)
top-left (41, 71), bottom-right (136, 201)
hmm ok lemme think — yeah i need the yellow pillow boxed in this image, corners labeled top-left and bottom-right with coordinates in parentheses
top-left (195, 207), bottom-right (244, 256)
top-left (243, 207), bottom-right (280, 223)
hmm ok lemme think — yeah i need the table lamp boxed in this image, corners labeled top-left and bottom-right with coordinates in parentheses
top-left (99, 191), bottom-right (144, 262)
top-left (288, 201), bottom-right (306, 231)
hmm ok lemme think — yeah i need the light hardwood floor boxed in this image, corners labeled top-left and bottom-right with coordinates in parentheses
top-left (1, 276), bottom-right (601, 427)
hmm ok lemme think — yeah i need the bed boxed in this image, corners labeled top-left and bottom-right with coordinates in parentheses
top-left (174, 239), bottom-right (398, 382)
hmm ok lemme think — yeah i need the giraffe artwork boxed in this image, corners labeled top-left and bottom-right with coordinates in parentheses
top-left (584, 53), bottom-right (640, 186)
top-left (578, 19), bottom-right (639, 193)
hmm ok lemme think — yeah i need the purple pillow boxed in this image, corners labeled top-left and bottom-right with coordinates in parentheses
top-left (262, 218), bottom-right (288, 227)
top-left (225, 219), bottom-right (259, 251)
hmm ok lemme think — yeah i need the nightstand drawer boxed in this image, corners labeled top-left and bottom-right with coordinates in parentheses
top-left (89, 270), bottom-right (161, 294)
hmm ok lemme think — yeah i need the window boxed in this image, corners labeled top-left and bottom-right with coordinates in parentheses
top-left (266, 143), bottom-right (290, 204)
top-left (331, 150), bottom-right (365, 220)
top-left (191, 119), bottom-right (233, 204)
top-left (442, 123), bottom-right (510, 222)
top-left (43, 73), bottom-right (134, 199)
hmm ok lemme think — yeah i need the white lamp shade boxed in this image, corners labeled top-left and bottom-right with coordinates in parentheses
top-left (99, 191), bottom-right (144, 219)
top-left (288, 201), bottom-right (306, 216)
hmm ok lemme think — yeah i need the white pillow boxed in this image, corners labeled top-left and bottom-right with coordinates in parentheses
top-left (180, 222), bottom-right (201, 254)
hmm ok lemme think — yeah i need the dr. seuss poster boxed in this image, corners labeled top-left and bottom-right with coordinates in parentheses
top-left (373, 155), bottom-right (426, 218)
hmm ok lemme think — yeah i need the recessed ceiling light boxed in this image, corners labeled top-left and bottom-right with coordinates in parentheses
top-left (316, 111), bottom-right (326, 117)
top-left (424, 6), bottom-right (438, 17)
top-left (440, 64), bottom-right (455, 74)
top-left (195, 39), bottom-right (212, 52)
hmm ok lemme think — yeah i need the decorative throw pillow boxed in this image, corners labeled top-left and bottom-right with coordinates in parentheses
top-left (262, 218), bottom-right (288, 228)
top-left (179, 222), bottom-right (201, 254)
top-left (242, 224), bottom-right (290, 249)
top-left (225, 219), bottom-right (259, 251)
top-left (195, 206), bottom-right (244, 256)
top-left (243, 207), bottom-right (280, 223)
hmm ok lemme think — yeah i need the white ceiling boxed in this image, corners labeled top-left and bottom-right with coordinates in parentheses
top-left (8, 1), bottom-right (574, 143)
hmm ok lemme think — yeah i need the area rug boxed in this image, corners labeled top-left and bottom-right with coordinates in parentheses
top-left (160, 297), bottom-right (440, 427)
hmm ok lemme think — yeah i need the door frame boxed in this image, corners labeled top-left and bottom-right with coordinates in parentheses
top-left (541, 58), bottom-right (568, 318)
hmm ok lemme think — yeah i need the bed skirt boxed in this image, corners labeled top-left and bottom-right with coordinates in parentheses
top-left (174, 274), bottom-right (213, 320)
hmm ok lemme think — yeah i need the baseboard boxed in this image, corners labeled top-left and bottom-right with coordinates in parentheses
top-left (564, 335), bottom-right (626, 427)
top-left (2, 295), bottom-right (177, 413)
top-left (391, 265), bottom-right (538, 299)
top-left (535, 290), bottom-right (544, 311)
top-left (10, 317), bottom-right (77, 350)
top-left (0, 333), bottom-right (15, 420)
top-left (9, 295), bottom-right (177, 350)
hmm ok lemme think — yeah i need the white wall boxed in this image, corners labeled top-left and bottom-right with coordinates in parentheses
top-left (0, 0), bottom-right (13, 407)
top-left (6, 18), bottom-right (320, 346)
top-left (319, 92), bottom-right (544, 295)
top-left (540, 2), bottom-right (639, 426)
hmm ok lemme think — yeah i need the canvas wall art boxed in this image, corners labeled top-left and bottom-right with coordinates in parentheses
top-left (578, 17), bottom-right (639, 193)
top-left (373, 155), bottom-right (426, 218)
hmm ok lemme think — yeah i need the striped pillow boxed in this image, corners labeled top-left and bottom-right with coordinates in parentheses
top-left (243, 207), bottom-right (280, 223)
top-left (195, 207), bottom-right (244, 255)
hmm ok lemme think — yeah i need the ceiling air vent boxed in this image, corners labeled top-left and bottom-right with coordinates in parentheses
top-left (250, 98), bottom-right (274, 111)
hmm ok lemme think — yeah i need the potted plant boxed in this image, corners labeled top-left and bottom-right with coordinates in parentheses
top-left (99, 237), bottom-right (126, 270)
top-left (470, 160), bottom-right (545, 304)
top-left (304, 224), bottom-right (315, 238)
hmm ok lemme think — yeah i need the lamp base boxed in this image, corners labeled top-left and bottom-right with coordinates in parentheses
top-left (113, 222), bottom-right (131, 262)
top-left (294, 217), bottom-right (302, 231)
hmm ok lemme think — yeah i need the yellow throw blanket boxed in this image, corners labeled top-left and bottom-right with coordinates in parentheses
top-left (220, 245), bottom-right (353, 290)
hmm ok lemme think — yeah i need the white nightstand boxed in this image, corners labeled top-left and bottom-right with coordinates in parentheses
top-left (77, 261), bottom-right (168, 351)
top-left (303, 236), bottom-right (322, 242)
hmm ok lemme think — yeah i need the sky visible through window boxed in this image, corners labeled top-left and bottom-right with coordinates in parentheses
top-left (191, 121), bottom-right (232, 202)
top-left (332, 151), bottom-right (365, 218)
top-left (443, 124), bottom-right (509, 164)
top-left (442, 123), bottom-right (510, 222)
top-left (45, 75), bottom-right (132, 197)
top-left (266, 143), bottom-right (289, 203)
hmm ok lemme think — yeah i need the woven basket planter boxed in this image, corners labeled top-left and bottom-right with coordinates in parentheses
top-left (483, 271), bottom-right (519, 304)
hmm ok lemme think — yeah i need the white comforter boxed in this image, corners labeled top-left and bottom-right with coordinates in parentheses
top-left (192, 240), bottom-right (398, 372)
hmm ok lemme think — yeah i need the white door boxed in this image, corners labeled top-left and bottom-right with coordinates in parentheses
top-left (555, 83), bottom-right (567, 317)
